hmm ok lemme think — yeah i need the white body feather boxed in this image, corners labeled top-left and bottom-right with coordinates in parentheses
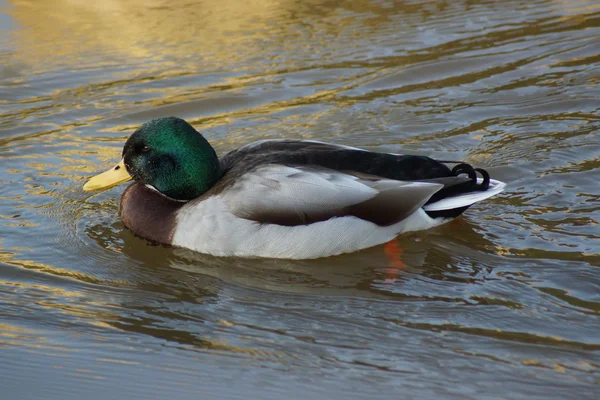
top-left (171, 164), bottom-right (505, 259)
top-left (172, 197), bottom-right (446, 259)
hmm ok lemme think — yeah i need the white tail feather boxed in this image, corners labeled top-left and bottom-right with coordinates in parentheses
top-left (422, 179), bottom-right (506, 212)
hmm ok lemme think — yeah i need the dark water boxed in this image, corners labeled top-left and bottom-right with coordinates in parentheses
top-left (1, 0), bottom-right (599, 398)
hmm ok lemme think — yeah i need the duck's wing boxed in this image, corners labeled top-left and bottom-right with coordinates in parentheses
top-left (217, 139), bottom-right (505, 224)
top-left (220, 164), bottom-right (444, 227)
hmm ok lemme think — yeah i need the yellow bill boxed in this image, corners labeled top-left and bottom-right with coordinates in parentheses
top-left (83, 159), bottom-right (132, 191)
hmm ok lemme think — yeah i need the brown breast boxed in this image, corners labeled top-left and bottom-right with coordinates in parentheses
top-left (119, 183), bottom-right (185, 245)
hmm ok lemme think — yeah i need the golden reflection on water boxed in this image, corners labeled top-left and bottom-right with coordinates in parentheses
top-left (0, 322), bottom-right (72, 352)
top-left (0, 248), bottom-right (112, 285)
top-left (7, 0), bottom-right (356, 66)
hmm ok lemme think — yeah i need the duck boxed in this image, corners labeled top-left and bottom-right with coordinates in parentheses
top-left (83, 116), bottom-right (506, 259)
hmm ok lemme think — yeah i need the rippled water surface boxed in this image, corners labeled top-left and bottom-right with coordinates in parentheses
top-left (1, 0), bottom-right (599, 398)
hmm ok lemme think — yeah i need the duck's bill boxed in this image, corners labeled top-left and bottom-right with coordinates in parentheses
top-left (83, 159), bottom-right (132, 191)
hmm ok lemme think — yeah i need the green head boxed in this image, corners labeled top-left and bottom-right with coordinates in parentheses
top-left (122, 117), bottom-right (221, 200)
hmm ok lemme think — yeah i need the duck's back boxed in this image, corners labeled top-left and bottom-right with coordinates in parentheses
top-left (219, 139), bottom-right (455, 182)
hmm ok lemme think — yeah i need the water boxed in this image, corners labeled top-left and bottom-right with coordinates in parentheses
top-left (1, 0), bottom-right (599, 398)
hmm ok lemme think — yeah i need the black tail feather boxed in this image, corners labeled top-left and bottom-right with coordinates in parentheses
top-left (424, 163), bottom-right (491, 206)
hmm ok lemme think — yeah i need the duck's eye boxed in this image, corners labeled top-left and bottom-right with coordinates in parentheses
top-left (141, 145), bottom-right (151, 153)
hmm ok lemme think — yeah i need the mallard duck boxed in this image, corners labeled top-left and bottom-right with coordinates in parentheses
top-left (84, 117), bottom-right (505, 259)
